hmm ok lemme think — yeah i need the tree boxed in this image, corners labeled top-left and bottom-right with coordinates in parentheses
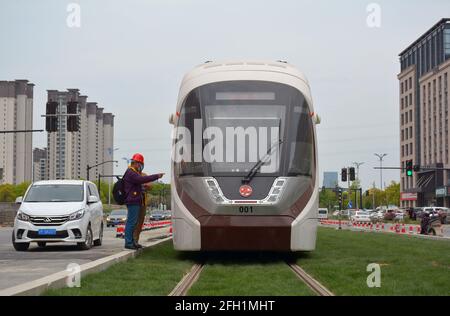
top-left (384, 181), bottom-right (400, 206)
top-left (319, 189), bottom-right (338, 210)
top-left (0, 184), bottom-right (16, 202)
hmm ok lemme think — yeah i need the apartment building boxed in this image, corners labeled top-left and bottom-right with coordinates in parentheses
top-left (0, 80), bottom-right (34, 184)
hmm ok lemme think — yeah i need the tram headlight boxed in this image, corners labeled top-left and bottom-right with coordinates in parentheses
top-left (205, 178), bottom-right (228, 204)
top-left (264, 178), bottom-right (286, 204)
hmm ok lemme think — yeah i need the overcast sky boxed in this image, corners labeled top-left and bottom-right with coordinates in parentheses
top-left (1, 0), bottom-right (449, 190)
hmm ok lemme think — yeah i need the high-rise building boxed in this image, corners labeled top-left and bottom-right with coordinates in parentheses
top-left (0, 80), bottom-right (34, 184)
top-left (323, 172), bottom-right (338, 189)
top-left (398, 18), bottom-right (450, 207)
top-left (33, 148), bottom-right (48, 181)
top-left (46, 89), bottom-right (115, 182)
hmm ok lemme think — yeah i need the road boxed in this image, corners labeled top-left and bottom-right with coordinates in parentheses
top-left (0, 225), bottom-right (170, 290)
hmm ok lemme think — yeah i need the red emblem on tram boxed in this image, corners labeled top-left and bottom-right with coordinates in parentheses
top-left (239, 185), bottom-right (253, 198)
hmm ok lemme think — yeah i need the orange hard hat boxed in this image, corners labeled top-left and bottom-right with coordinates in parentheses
top-left (131, 153), bottom-right (144, 164)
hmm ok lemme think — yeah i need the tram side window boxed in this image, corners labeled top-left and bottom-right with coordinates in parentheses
top-left (287, 98), bottom-right (314, 177)
top-left (175, 91), bottom-right (204, 176)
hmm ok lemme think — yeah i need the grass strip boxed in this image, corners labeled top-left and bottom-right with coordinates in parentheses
top-left (298, 227), bottom-right (450, 296)
top-left (188, 252), bottom-right (315, 296)
top-left (44, 240), bottom-right (196, 296)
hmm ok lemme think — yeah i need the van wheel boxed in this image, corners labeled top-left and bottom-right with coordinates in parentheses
top-left (12, 231), bottom-right (29, 251)
top-left (77, 224), bottom-right (93, 250)
top-left (94, 223), bottom-right (103, 246)
top-left (37, 242), bottom-right (46, 248)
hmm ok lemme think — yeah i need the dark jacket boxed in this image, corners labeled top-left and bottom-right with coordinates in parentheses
top-left (123, 167), bottom-right (160, 205)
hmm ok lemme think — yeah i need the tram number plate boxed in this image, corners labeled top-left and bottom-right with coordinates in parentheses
top-left (238, 206), bottom-right (254, 214)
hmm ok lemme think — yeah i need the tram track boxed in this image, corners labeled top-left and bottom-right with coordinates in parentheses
top-left (286, 262), bottom-right (334, 296)
top-left (169, 263), bottom-right (205, 296)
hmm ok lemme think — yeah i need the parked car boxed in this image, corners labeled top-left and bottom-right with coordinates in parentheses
top-left (106, 209), bottom-right (127, 227)
top-left (394, 210), bottom-right (406, 221)
top-left (12, 180), bottom-right (104, 251)
top-left (318, 208), bottom-right (328, 219)
top-left (150, 210), bottom-right (165, 221)
top-left (351, 211), bottom-right (371, 223)
top-left (384, 209), bottom-right (397, 221)
top-left (163, 210), bottom-right (172, 220)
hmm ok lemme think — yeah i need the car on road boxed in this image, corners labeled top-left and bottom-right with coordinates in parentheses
top-left (106, 209), bottom-right (127, 227)
top-left (12, 180), bottom-right (104, 251)
top-left (150, 210), bottom-right (165, 221)
top-left (318, 208), bottom-right (328, 219)
top-left (351, 211), bottom-right (371, 223)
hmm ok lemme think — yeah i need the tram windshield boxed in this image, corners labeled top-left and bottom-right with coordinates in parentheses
top-left (174, 81), bottom-right (314, 178)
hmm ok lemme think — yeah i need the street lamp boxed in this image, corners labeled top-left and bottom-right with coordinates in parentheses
top-left (374, 153), bottom-right (388, 190)
top-left (353, 162), bottom-right (364, 209)
top-left (86, 160), bottom-right (118, 181)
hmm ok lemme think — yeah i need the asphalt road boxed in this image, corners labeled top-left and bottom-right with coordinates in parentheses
top-left (0, 225), bottom-right (171, 290)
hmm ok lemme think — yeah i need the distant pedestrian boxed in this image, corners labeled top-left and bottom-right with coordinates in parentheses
top-left (123, 153), bottom-right (164, 250)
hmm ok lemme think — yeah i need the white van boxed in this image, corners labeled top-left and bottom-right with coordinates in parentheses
top-left (318, 208), bottom-right (328, 219)
top-left (12, 180), bottom-right (104, 251)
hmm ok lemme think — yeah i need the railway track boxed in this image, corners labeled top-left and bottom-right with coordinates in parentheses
top-left (169, 263), bottom-right (205, 296)
top-left (287, 263), bottom-right (334, 296)
top-left (168, 259), bottom-right (333, 297)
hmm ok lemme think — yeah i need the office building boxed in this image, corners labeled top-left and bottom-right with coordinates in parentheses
top-left (399, 18), bottom-right (450, 207)
top-left (323, 172), bottom-right (338, 189)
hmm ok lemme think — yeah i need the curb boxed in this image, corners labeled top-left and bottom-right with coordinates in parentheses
top-left (0, 235), bottom-right (173, 296)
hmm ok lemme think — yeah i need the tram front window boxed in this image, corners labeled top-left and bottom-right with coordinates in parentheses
top-left (174, 81), bottom-right (314, 178)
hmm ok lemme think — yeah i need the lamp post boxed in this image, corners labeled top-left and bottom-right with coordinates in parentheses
top-left (86, 160), bottom-right (118, 181)
top-left (353, 162), bottom-right (364, 209)
top-left (374, 153), bottom-right (388, 190)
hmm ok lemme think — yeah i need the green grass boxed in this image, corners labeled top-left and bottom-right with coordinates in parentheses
top-left (44, 240), bottom-right (197, 296)
top-left (297, 227), bottom-right (450, 296)
top-left (188, 253), bottom-right (315, 296)
top-left (43, 228), bottom-right (450, 296)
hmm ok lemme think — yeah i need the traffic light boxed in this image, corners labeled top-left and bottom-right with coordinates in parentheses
top-left (349, 167), bottom-right (356, 181)
top-left (45, 101), bottom-right (58, 132)
top-left (67, 101), bottom-right (79, 132)
top-left (413, 164), bottom-right (420, 172)
top-left (341, 168), bottom-right (347, 182)
top-left (406, 160), bottom-right (413, 177)
top-left (337, 188), bottom-right (342, 207)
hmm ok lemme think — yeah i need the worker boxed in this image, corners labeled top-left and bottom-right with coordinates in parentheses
top-left (133, 173), bottom-right (152, 248)
top-left (123, 153), bottom-right (164, 250)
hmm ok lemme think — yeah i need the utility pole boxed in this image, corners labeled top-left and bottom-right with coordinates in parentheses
top-left (353, 162), bottom-right (364, 209)
top-left (374, 153), bottom-right (388, 190)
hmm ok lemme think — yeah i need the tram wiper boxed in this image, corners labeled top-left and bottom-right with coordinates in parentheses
top-left (242, 139), bottom-right (283, 184)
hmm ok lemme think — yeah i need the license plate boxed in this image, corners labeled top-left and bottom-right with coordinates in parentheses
top-left (38, 229), bottom-right (56, 235)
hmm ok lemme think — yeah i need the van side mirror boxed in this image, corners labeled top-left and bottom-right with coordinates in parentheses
top-left (15, 196), bottom-right (23, 204)
top-left (88, 195), bottom-right (99, 204)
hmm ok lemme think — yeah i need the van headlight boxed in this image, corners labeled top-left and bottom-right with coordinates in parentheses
top-left (17, 211), bottom-right (30, 222)
top-left (68, 209), bottom-right (85, 221)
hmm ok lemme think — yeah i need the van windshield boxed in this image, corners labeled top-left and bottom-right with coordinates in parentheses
top-left (24, 185), bottom-right (84, 202)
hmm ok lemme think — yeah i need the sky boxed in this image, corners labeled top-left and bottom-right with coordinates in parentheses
top-left (1, 0), bottom-right (449, 190)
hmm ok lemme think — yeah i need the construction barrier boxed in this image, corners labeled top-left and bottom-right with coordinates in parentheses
top-left (320, 219), bottom-right (423, 236)
top-left (116, 220), bottom-right (172, 238)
